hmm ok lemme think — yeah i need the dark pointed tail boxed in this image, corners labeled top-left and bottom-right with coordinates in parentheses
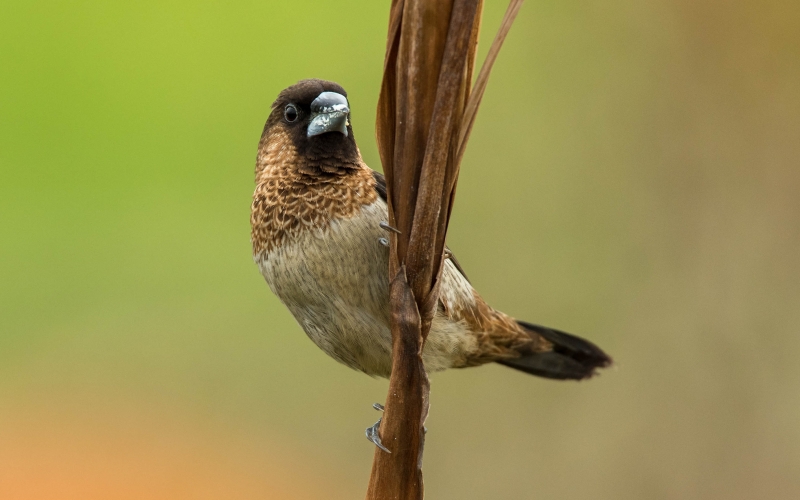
top-left (496, 320), bottom-right (612, 380)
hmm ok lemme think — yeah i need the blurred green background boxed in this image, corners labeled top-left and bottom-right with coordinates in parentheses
top-left (2, 0), bottom-right (799, 498)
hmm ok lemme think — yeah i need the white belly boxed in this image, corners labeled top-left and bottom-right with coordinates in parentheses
top-left (255, 200), bottom-right (476, 377)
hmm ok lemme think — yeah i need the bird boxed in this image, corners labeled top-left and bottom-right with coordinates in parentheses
top-left (251, 79), bottom-right (611, 384)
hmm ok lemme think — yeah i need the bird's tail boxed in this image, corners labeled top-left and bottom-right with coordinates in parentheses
top-left (496, 320), bottom-right (612, 380)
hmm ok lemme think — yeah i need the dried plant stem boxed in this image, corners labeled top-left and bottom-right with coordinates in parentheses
top-left (366, 1), bottom-right (524, 498)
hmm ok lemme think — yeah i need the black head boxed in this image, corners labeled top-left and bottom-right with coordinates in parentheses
top-left (263, 79), bottom-right (360, 173)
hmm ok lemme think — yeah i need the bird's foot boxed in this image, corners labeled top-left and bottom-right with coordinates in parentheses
top-left (365, 403), bottom-right (391, 453)
top-left (379, 221), bottom-right (401, 235)
top-left (378, 237), bottom-right (389, 247)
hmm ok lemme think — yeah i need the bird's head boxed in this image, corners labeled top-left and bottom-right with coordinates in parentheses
top-left (258, 79), bottom-right (360, 176)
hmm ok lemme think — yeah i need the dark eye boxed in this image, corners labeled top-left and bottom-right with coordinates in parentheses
top-left (284, 104), bottom-right (298, 122)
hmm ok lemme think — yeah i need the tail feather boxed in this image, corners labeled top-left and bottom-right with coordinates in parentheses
top-left (497, 320), bottom-right (612, 380)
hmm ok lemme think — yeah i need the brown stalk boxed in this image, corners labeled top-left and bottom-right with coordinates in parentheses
top-left (366, 1), bottom-right (524, 498)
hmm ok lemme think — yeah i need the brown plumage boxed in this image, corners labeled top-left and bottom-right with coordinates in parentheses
top-left (251, 79), bottom-right (611, 379)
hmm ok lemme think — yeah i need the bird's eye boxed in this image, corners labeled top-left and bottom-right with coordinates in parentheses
top-left (284, 104), bottom-right (298, 122)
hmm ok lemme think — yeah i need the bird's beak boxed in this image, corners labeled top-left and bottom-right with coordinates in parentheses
top-left (307, 92), bottom-right (350, 137)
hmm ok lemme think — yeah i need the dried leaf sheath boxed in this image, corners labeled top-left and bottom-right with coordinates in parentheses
top-left (378, 0), bottom-right (459, 280)
top-left (367, 1), bottom-right (523, 498)
top-left (406, 0), bottom-right (483, 323)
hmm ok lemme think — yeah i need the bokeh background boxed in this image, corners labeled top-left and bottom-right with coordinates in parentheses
top-left (2, 0), bottom-right (799, 498)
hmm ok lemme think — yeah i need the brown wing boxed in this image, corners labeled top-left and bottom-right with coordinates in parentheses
top-left (371, 171), bottom-right (611, 379)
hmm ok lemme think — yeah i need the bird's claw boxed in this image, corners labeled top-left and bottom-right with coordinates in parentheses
top-left (366, 402), bottom-right (391, 453)
top-left (379, 221), bottom-right (401, 235)
top-left (366, 418), bottom-right (391, 453)
top-left (378, 221), bottom-right (400, 248)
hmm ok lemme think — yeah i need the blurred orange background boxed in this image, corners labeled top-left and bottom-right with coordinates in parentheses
top-left (1, 0), bottom-right (799, 498)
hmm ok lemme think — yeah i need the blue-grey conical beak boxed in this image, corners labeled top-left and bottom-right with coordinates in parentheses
top-left (307, 91), bottom-right (350, 137)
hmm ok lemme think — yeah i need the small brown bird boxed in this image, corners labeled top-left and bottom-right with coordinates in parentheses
top-left (251, 79), bottom-right (611, 383)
